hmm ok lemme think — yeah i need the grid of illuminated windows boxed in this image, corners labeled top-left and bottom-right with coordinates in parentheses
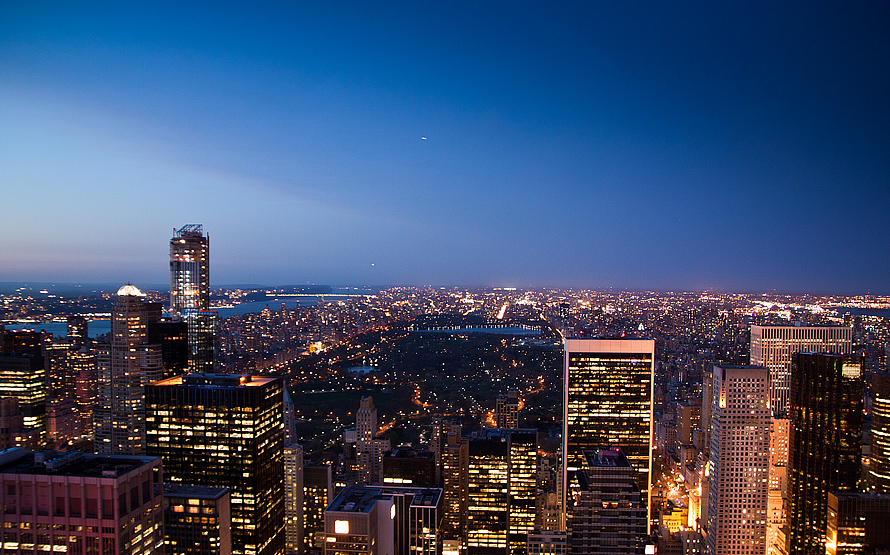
top-left (0, 353), bottom-right (46, 437)
top-left (508, 431), bottom-right (537, 555)
top-left (564, 345), bottom-right (653, 484)
top-left (750, 325), bottom-right (851, 416)
top-left (706, 366), bottom-right (770, 555)
top-left (467, 442), bottom-right (509, 553)
top-left (145, 374), bottom-right (284, 555)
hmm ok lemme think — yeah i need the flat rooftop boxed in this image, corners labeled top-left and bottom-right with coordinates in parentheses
top-left (152, 373), bottom-right (278, 388)
top-left (164, 483), bottom-right (230, 500)
top-left (327, 486), bottom-right (443, 513)
top-left (0, 449), bottom-right (158, 478)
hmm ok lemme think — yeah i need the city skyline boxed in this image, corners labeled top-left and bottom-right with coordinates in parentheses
top-left (2, 3), bottom-right (889, 293)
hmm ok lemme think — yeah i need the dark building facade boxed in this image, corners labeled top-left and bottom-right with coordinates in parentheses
top-left (0, 351), bottom-right (46, 444)
top-left (148, 319), bottom-right (190, 378)
top-left (146, 373), bottom-right (285, 555)
top-left (383, 447), bottom-right (437, 488)
top-left (787, 353), bottom-right (864, 555)
top-left (567, 449), bottom-right (646, 555)
top-left (164, 483), bottom-right (232, 555)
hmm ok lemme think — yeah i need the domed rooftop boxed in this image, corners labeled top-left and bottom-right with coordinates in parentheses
top-left (117, 284), bottom-right (144, 297)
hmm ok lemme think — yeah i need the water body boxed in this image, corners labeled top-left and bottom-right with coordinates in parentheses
top-left (4, 320), bottom-right (111, 339)
top-left (216, 298), bottom-right (317, 318)
top-left (1, 295), bottom-right (357, 338)
top-left (414, 326), bottom-right (542, 336)
top-left (348, 366), bottom-right (377, 374)
top-left (832, 306), bottom-right (890, 319)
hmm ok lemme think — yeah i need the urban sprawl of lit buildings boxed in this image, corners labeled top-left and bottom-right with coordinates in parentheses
top-left (2, 225), bottom-right (890, 554)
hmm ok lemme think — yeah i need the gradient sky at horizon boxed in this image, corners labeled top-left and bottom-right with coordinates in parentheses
top-left (2, 2), bottom-right (889, 294)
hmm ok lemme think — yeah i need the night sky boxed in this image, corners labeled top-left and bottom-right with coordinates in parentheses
top-left (2, 2), bottom-right (888, 293)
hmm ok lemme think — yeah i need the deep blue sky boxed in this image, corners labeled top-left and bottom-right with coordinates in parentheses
top-left (2, 2), bottom-right (888, 293)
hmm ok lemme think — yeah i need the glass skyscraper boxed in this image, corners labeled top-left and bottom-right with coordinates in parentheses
top-left (562, 338), bottom-right (654, 531)
top-left (786, 352), bottom-right (863, 555)
top-left (170, 224), bottom-right (216, 373)
top-left (145, 373), bottom-right (285, 555)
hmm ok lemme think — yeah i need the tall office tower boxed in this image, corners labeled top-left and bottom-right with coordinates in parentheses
top-left (356, 396), bottom-right (377, 443)
top-left (66, 315), bottom-right (88, 347)
top-left (0, 397), bottom-right (38, 449)
top-left (567, 449), bottom-right (646, 555)
top-left (0, 448), bottom-right (164, 555)
top-left (283, 386), bottom-right (297, 445)
top-left (871, 371), bottom-right (890, 492)
top-left (148, 319), bottom-right (190, 378)
top-left (767, 417), bottom-right (790, 555)
top-left (508, 429), bottom-right (538, 555)
top-left (0, 353), bottom-right (46, 444)
top-left (170, 224), bottom-right (216, 373)
top-left (284, 444), bottom-right (304, 555)
top-left (465, 428), bottom-right (539, 555)
top-left (382, 447), bottom-right (437, 487)
top-left (431, 414), bottom-right (461, 486)
top-left (0, 329), bottom-right (43, 355)
top-left (164, 484), bottom-right (233, 555)
top-left (826, 492), bottom-right (890, 555)
top-left (563, 339), bottom-right (654, 525)
top-left (94, 285), bottom-right (163, 455)
top-left (146, 373), bottom-right (285, 555)
top-left (467, 433), bottom-right (509, 554)
top-left (496, 391), bottom-right (520, 429)
top-left (750, 325), bottom-right (852, 416)
top-left (786, 353), bottom-right (864, 555)
top-left (323, 485), bottom-right (443, 555)
top-left (706, 365), bottom-right (770, 555)
top-left (170, 224), bottom-right (210, 310)
top-left (441, 433), bottom-right (469, 551)
top-left (356, 396), bottom-right (388, 484)
top-left (303, 464), bottom-right (333, 554)
top-left (72, 347), bottom-right (97, 436)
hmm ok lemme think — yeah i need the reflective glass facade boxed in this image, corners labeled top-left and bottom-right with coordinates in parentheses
top-left (170, 225), bottom-right (215, 373)
top-left (787, 353), bottom-right (863, 555)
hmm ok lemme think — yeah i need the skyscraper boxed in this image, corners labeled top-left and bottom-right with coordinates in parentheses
top-left (464, 428), bottom-right (538, 555)
top-left (170, 224), bottom-right (210, 313)
top-left (870, 371), bottom-right (890, 492)
top-left (0, 352), bottom-right (46, 445)
top-left (786, 353), bottom-right (863, 555)
top-left (0, 330), bottom-right (46, 445)
top-left (170, 224), bottom-right (216, 373)
top-left (563, 338), bottom-right (654, 525)
top-left (145, 373), bottom-right (285, 555)
top-left (302, 464), bottom-right (333, 554)
top-left (164, 484), bottom-right (233, 555)
top-left (706, 364), bottom-right (770, 555)
top-left (284, 443), bottom-right (304, 555)
top-left (567, 449), bottom-right (646, 555)
top-left (750, 325), bottom-right (852, 416)
top-left (496, 391), bottom-right (520, 429)
top-left (355, 396), bottom-right (389, 484)
top-left (94, 285), bottom-right (162, 455)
